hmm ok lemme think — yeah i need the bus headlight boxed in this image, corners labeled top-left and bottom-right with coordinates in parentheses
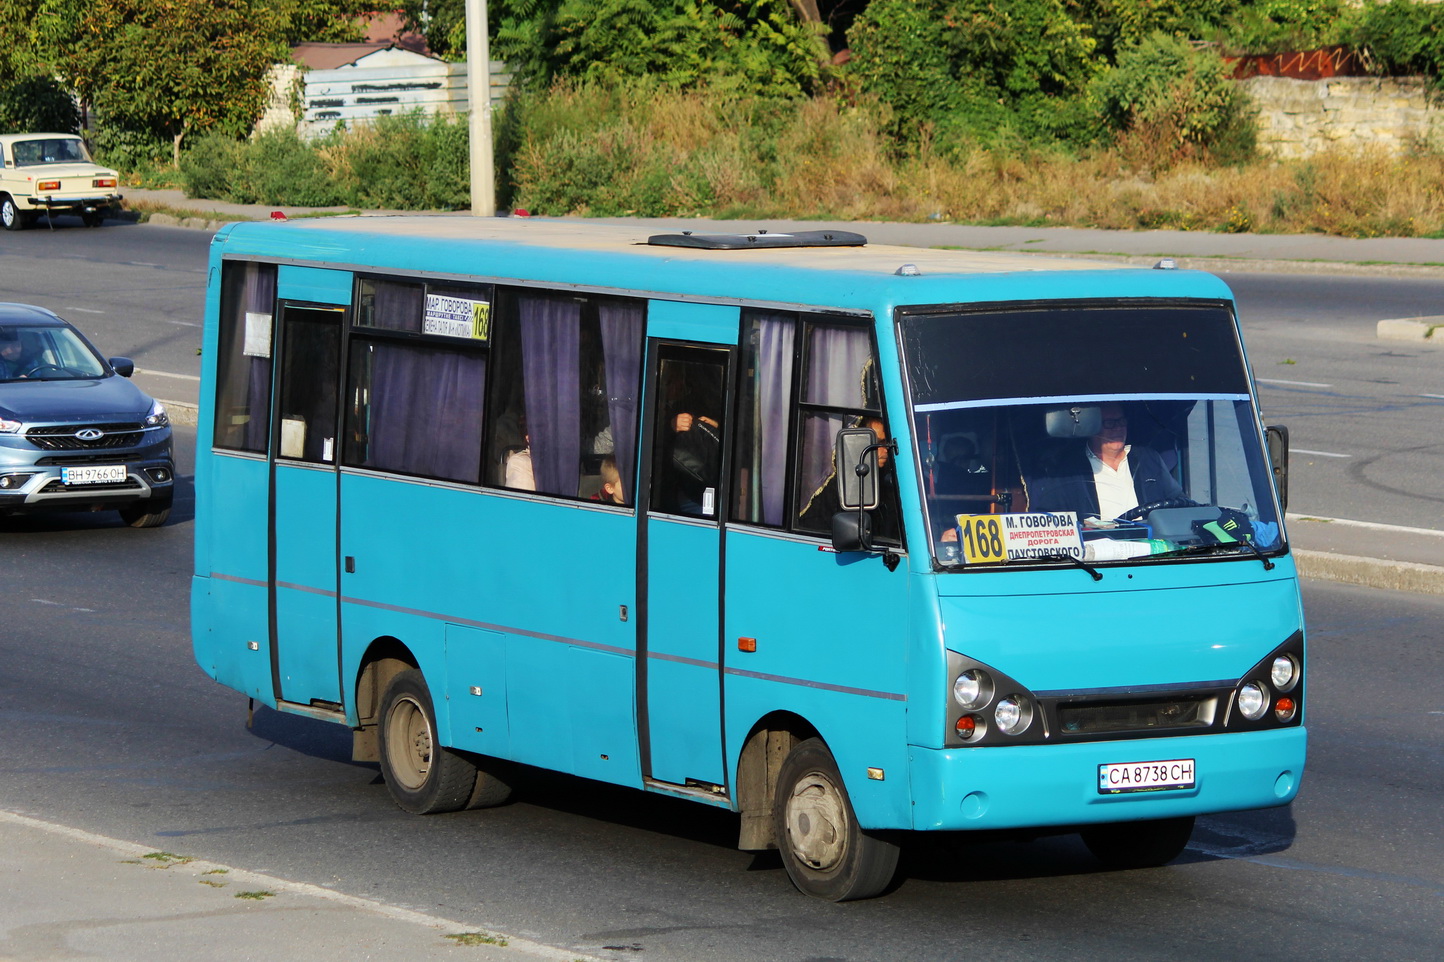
top-left (1270, 654), bottom-right (1298, 692)
top-left (994, 696), bottom-right (1033, 735)
top-left (1238, 682), bottom-right (1268, 720)
top-left (953, 669), bottom-right (992, 710)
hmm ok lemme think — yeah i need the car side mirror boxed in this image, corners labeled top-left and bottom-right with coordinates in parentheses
top-left (834, 427), bottom-right (879, 511)
top-left (1265, 424), bottom-right (1289, 511)
top-left (109, 357), bottom-right (135, 377)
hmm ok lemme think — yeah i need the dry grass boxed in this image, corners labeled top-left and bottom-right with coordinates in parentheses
top-left (506, 84), bottom-right (1444, 238)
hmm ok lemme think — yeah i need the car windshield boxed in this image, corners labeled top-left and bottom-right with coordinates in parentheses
top-left (0, 324), bottom-right (108, 381)
top-left (10, 138), bottom-right (90, 166)
top-left (900, 301), bottom-right (1284, 570)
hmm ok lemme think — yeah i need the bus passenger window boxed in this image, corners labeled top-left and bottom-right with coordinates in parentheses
top-left (484, 290), bottom-right (644, 502)
top-left (213, 261), bottom-right (276, 454)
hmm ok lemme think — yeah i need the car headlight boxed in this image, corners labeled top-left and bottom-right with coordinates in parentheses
top-left (0, 418), bottom-right (21, 434)
top-left (952, 669), bottom-right (992, 710)
top-left (1269, 654), bottom-right (1298, 692)
top-left (1237, 682), bottom-right (1268, 720)
top-left (144, 401), bottom-right (169, 428)
top-left (994, 695), bottom-right (1034, 735)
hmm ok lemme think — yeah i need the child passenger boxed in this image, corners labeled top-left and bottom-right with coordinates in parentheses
top-left (590, 455), bottom-right (626, 505)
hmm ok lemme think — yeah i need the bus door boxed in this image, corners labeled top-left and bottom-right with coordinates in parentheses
top-left (639, 341), bottom-right (732, 789)
top-left (269, 301), bottom-right (344, 708)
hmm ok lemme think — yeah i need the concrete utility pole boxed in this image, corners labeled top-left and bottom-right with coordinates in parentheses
top-left (465, 0), bottom-right (495, 216)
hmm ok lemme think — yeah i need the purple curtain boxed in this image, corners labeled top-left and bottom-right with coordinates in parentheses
top-left (242, 263), bottom-right (276, 452)
top-left (519, 294), bottom-right (582, 496)
top-left (752, 313), bottom-right (795, 525)
top-left (801, 326), bottom-right (875, 512)
top-left (368, 342), bottom-right (486, 482)
top-left (598, 300), bottom-right (644, 495)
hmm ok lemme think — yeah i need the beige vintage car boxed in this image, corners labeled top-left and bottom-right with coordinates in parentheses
top-left (0, 132), bottom-right (123, 230)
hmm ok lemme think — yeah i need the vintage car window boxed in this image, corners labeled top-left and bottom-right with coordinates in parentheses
top-left (11, 138), bottom-right (89, 166)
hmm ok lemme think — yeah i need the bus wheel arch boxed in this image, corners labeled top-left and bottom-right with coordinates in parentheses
top-left (352, 637), bottom-right (418, 762)
top-left (736, 713), bottom-right (817, 852)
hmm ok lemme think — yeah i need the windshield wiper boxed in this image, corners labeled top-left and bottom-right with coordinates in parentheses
top-left (1175, 541), bottom-right (1275, 570)
top-left (1005, 552), bottom-right (1103, 581)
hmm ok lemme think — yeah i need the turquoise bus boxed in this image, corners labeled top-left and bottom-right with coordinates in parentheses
top-left (191, 218), bottom-right (1305, 901)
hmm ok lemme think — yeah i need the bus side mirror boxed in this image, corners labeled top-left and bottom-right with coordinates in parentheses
top-left (1266, 424), bottom-right (1289, 511)
top-left (831, 509), bottom-right (871, 553)
top-left (835, 428), bottom-right (879, 511)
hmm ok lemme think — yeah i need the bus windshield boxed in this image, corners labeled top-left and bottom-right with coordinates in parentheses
top-left (900, 301), bottom-right (1283, 569)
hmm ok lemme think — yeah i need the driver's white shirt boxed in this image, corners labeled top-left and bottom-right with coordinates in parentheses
top-left (1087, 444), bottom-right (1137, 520)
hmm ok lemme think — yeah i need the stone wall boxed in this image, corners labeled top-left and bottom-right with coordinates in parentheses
top-left (1242, 75), bottom-right (1444, 157)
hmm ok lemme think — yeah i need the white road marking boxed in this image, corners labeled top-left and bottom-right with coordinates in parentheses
top-left (1287, 514), bottom-right (1444, 537)
top-left (1422, 393), bottom-right (1444, 400)
top-left (64, 307), bottom-right (104, 314)
top-left (1257, 378), bottom-right (1332, 388)
top-left (136, 369), bottom-right (200, 381)
top-left (1293, 448), bottom-right (1351, 458)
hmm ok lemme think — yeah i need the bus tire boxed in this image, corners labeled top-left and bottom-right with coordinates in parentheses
top-left (464, 764), bottom-right (513, 809)
top-left (773, 737), bottom-right (900, 901)
top-left (377, 669), bottom-right (476, 814)
top-left (1081, 815), bottom-right (1195, 870)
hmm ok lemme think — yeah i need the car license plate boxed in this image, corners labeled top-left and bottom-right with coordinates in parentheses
top-left (1098, 758), bottom-right (1195, 794)
top-left (61, 464), bottom-right (127, 485)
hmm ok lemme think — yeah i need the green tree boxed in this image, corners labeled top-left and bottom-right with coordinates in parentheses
top-left (405, 0), bottom-right (826, 96)
top-left (846, 0), bottom-right (1098, 148)
top-left (37, 0), bottom-right (284, 165)
top-left (0, 77), bottom-right (82, 133)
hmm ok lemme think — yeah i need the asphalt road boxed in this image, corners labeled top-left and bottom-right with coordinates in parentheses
top-left (3, 476), bottom-right (1442, 960)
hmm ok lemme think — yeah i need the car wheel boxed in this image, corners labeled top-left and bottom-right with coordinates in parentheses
top-left (773, 737), bottom-right (900, 901)
top-left (377, 669), bottom-right (478, 814)
top-left (1081, 816), bottom-right (1195, 870)
top-left (1, 195), bottom-right (26, 231)
top-left (118, 493), bottom-right (173, 528)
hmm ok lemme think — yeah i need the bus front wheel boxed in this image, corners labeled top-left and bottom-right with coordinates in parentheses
top-left (773, 738), bottom-right (900, 901)
top-left (377, 669), bottom-right (477, 814)
top-left (1081, 815), bottom-right (1195, 870)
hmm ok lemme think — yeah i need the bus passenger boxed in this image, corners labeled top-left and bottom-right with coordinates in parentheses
top-left (668, 411), bottom-right (720, 515)
top-left (590, 455), bottom-right (626, 505)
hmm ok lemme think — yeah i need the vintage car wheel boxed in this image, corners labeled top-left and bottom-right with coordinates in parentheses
top-left (1, 195), bottom-right (28, 231)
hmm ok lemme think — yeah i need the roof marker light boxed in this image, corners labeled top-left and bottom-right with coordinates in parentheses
top-left (896, 263), bottom-right (921, 276)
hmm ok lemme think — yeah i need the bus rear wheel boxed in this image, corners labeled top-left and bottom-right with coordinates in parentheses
top-left (773, 737), bottom-right (900, 901)
top-left (1081, 815), bottom-right (1195, 870)
top-left (377, 669), bottom-right (478, 814)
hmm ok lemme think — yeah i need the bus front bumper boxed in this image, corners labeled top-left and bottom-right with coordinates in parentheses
top-left (908, 727), bottom-right (1307, 832)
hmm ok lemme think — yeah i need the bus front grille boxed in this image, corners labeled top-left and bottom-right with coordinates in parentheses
top-left (1056, 696), bottom-right (1216, 736)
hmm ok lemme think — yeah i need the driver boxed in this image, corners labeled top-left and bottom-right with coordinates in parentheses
top-left (1030, 403), bottom-right (1183, 521)
top-left (0, 329), bottom-right (34, 379)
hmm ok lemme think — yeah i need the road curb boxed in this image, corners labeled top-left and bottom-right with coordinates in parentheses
top-left (1294, 549), bottom-right (1444, 596)
top-left (159, 398), bottom-right (199, 426)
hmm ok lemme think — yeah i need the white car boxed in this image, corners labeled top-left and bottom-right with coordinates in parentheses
top-left (0, 132), bottom-right (123, 230)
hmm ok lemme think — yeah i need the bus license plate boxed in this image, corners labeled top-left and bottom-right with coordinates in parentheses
top-left (1098, 759), bottom-right (1195, 794)
top-left (61, 464), bottom-right (127, 485)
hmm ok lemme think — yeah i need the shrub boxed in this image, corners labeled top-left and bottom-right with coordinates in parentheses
top-left (178, 131), bottom-right (245, 201)
top-left (1091, 33), bottom-right (1257, 165)
top-left (1351, 0), bottom-right (1444, 81)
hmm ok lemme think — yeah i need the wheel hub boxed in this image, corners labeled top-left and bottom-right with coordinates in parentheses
top-left (785, 772), bottom-right (847, 871)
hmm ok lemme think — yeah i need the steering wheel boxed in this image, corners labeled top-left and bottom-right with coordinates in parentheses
top-left (21, 363), bottom-right (73, 379)
top-left (1116, 496), bottom-right (1201, 522)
